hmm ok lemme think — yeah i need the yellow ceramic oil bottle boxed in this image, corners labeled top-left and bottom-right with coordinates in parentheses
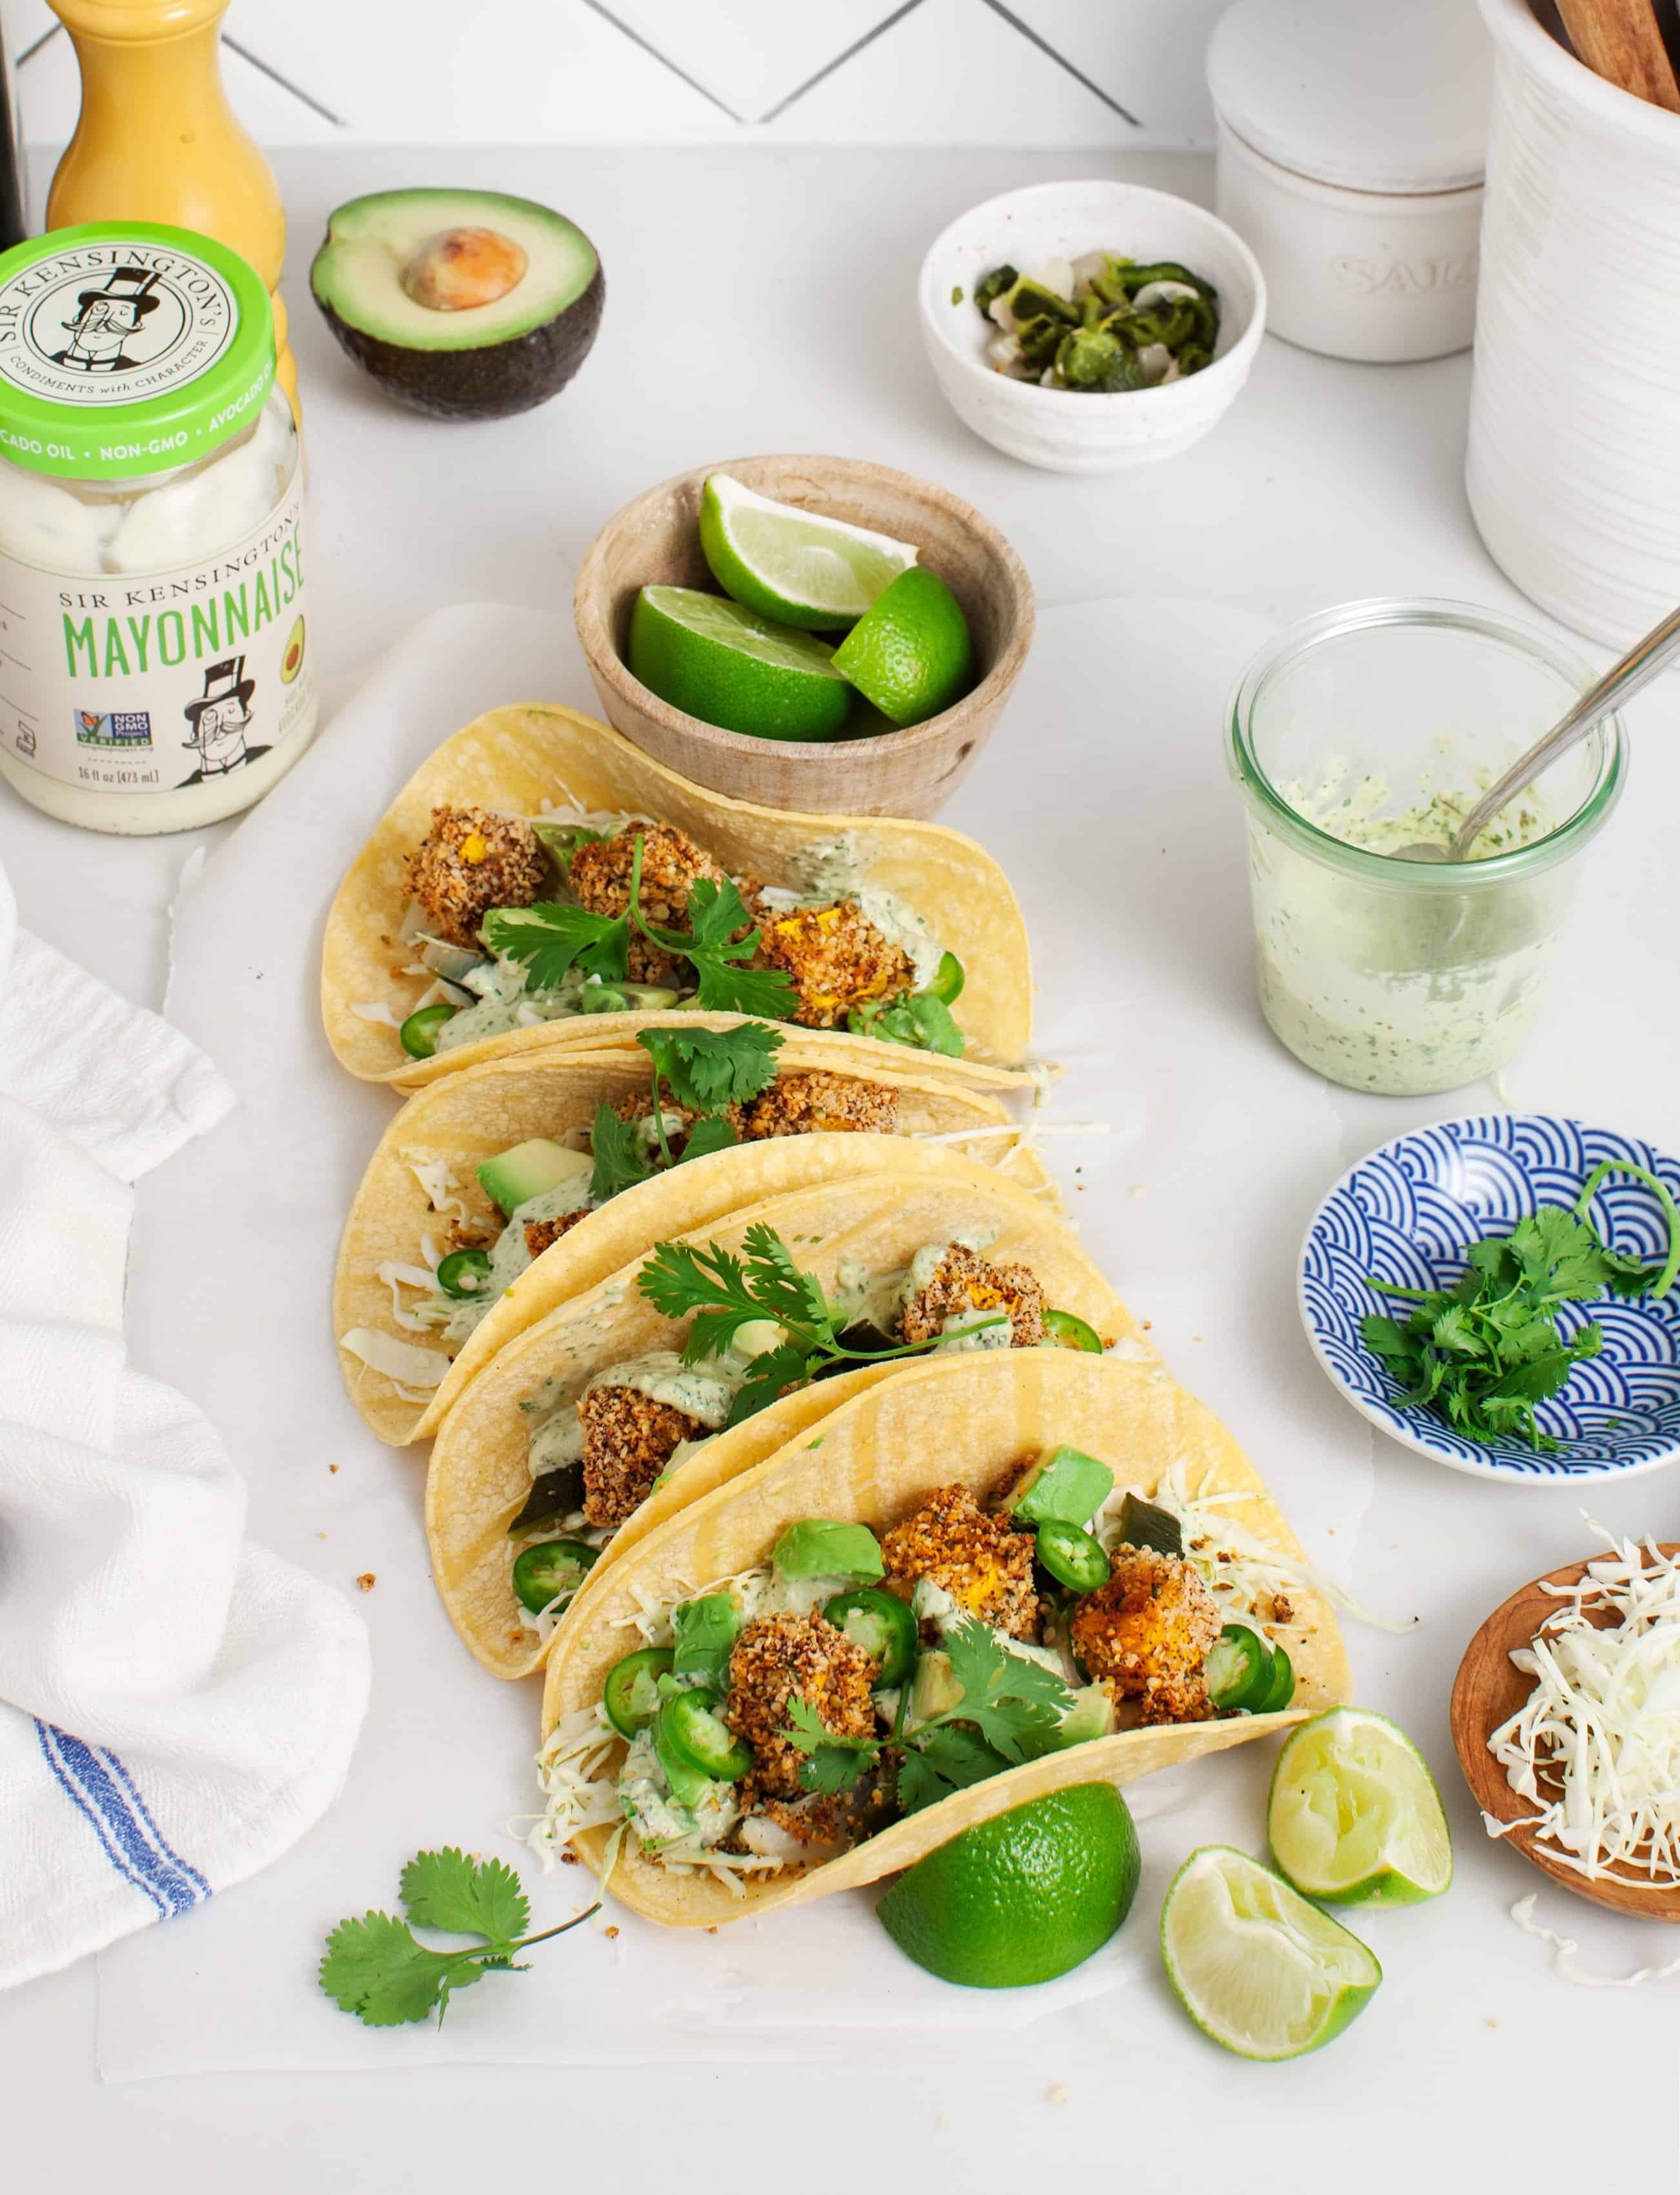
top-left (43, 0), bottom-right (299, 416)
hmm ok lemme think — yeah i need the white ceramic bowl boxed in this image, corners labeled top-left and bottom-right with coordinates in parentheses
top-left (917, 179), bottom-right (1267, 474)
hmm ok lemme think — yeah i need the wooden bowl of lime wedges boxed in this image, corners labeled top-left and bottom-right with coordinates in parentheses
top-left (573, 453), bottom-right (1034, 819)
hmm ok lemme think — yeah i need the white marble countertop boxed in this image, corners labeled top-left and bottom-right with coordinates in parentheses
top-left (5, 145), bottom-right (1678, 2189)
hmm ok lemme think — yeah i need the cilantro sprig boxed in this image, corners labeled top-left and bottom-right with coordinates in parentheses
top-left (637, 1220), bottom-right (1008, 1424)
top-left (585, 1022), bottom-right (785, 1203)
top-left (1359, 1160), bottom-right (1680, 1451)
top-left (783, 1696), bottom-right (881, 1794)
top-left (319, 1849), bottom-right (597, 2029)
top-left (780, 1614), bottom-right (1074, 1811)
top-left (482, 834), bottom-right (798, 1021)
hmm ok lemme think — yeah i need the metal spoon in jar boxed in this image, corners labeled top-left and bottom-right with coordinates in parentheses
top-left (1397, 599), bottom-right (1680, 862)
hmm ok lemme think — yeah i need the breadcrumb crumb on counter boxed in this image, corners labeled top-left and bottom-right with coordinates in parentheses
top-left (403, 805), bottom-right (549, 948)
top-left (1070, 1547), bottom-right (1221, 1726)
top-left (741, 1070), bottom-right (899, 1139)
top-left (881, 1483), bottom-right (1040, 1639)
top-left (723, 1611), bottom-right (877, 1803)
top-left (753, 900), bottom-right (915, 1028)
top-left (355, 1572), bottom-right (377, 1592)
top-left (899, 1243), bottom-right (1046, 1349)
top-left (578, 1385), bottom-right (705, 1527)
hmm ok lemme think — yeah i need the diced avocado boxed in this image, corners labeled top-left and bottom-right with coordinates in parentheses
top-left (476, 1138), bottom-right (592, 1217)
top-left (732, 1318), bottom-right (786, 1361)
top-left (1117, 1490), bottom-right (1183, 1557)
top-left (672, 1592), bottom-right (741, 1683)
top-left (310, 187), bottom-right (605, 421)
top-left (905, 1649), bottom-right (963, 1731)
top-left (1017, 1679), bottom-right (1117, 1761)
top-left (771, 1519), bottom-right (883, 1583)
top-left (619, 984), bottom-right (683, 1008)
top-left (1052, 1682), bottom-right (1117, 1749)
top-left (1003, 1445), bottom-right (1115, 1528)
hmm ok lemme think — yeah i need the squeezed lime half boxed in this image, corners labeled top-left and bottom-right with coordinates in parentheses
top-left (1160, 1845), bottom-right (1381, 2060)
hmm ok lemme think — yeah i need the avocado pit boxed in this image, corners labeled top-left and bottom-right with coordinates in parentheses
top-left (401, 227), bottom-right (529, 314)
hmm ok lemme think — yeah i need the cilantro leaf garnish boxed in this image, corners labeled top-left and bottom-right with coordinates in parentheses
top-left (724, 1341), bottom-right (815, 1428)
top-left (483, 834), bottom-right (797, 1022)
top-left (637, 1021), bottom-right (783, 1112)
top-left (935, 1616), bottom-right (1073, 1761)
top-left (587, 1101), bottom-right (653, 1203)
top-left (681, 1114), bottom-right (739, 1164)
top-left (585, 1025), bottom-right (783, 1205)
top-left (781, 1696), bottom-right (880, 1794)
top-left (1360, 1158), bottom-right (1679, 1451)
top-left (397, 1847), bottom-right (528, 1940)
top-left (895, 1723), bottom-right (1010, 1816)
top-left (319, 1849), bottom-right (597, 2029)
top-left (481, 901), bottom-right (629, 989)
top-left (635, 1220), bottom-right (1010, 1425)
top-left (666, 881), bottom-right (799, 1020)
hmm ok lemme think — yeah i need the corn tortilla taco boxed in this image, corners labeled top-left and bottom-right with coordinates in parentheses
top-left (533, 1348), bottom-right (1350, 1928)
top-left (337, 1021), bottom-right (1059, 1447)
top-left (321, 705), bottom-right (1035, 1092)
top-left (425, 1165), bottom-right (1145, 1679)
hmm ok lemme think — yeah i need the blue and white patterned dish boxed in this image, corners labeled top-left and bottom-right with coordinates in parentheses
top-left (1300, 1115), bottom-right (1680, 1483)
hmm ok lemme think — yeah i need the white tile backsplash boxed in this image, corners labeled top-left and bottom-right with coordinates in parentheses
top-left (10, 0), bottom-right (1230, 151)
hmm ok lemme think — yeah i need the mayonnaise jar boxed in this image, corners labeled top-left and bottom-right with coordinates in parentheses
top-left (0, 221), bottom-right (315, 834)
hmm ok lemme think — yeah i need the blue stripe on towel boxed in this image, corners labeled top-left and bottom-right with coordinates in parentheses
top-left (35, 1721), bottom-right (210, 1916)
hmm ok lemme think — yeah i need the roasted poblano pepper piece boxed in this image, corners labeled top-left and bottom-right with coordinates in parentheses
top-left (1117, 1490), bottom-right (1183, 1558)
top-left (974, 262), bottom-right (1018, 316)
top-left (1110, 259), bottom-right (1219, 304)
top-left (1055, 325), bottom-right (1143, 393)
top-left (1014, 314), bottom-right (1066, 372)
top-left (1006, 274), bottom-right (1079, 326)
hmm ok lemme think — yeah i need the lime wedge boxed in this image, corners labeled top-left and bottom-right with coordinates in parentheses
top-left (1160, 1846), bottom-right (1381, 2060)
top-left (628, 585), bottom-right (852, 743)
top-left (1268, 1707), bottom-right (1453, 1907)
top-left (832, 566), bottom-right (975, 729)
top-left (877, 1783), bottom-right (1140, 1988)
top-left (699, 474), bottom-right (917, 632)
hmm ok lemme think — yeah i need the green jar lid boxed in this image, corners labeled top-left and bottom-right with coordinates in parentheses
top-left (0, 221), bottom-right (275, 481)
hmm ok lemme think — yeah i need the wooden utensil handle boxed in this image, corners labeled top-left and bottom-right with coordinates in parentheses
top-left (1555, 0), bottom-right (1680, 110)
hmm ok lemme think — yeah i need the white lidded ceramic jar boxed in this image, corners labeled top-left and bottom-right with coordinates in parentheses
top-left (1468, 0), bottom-right (1680, 647)
top-left (1208, 0), bottom-right (1493, 363)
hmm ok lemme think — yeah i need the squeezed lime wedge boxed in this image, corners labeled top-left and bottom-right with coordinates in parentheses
top-left (1267, 1707), bottom-right (1453, 1906)
top-left (1160, 1845), bottom-right (1381, 2060)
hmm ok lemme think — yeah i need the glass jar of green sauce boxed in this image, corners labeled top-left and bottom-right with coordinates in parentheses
top-left (1226, 598), bottom-right (1625, 1097)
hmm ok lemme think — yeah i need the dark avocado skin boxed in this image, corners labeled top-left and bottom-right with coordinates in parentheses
top-left (314, 261), bottom-right (605, 421)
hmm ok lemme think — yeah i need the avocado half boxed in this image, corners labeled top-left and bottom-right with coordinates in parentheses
top-left (310, 188), bottom-right (605, 422)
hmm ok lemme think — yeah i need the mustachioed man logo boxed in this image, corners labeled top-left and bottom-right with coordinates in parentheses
top-left (179, 656), bottom-right (271, 785)
top-left (52, 264), bottom-right (163, 374)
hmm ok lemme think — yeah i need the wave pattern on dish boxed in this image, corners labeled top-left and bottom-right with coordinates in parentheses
top-left (1300, 1114), bottom-right (1680, 1485)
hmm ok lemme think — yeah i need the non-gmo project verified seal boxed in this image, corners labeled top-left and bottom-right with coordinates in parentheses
top-left (74, 707), bottom-right (152, 750)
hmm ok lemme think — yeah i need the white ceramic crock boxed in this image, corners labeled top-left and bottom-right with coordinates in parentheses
top-left (917, 179), bottom-right (1265, 474)
top-left (1468, 0), bottom-right (1680, 646)
top-left (1208, 0), bottom-right (1492, 364)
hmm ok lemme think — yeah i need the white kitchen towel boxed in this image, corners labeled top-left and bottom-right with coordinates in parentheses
top-left (0, 861), bottom-right (370, 1990)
